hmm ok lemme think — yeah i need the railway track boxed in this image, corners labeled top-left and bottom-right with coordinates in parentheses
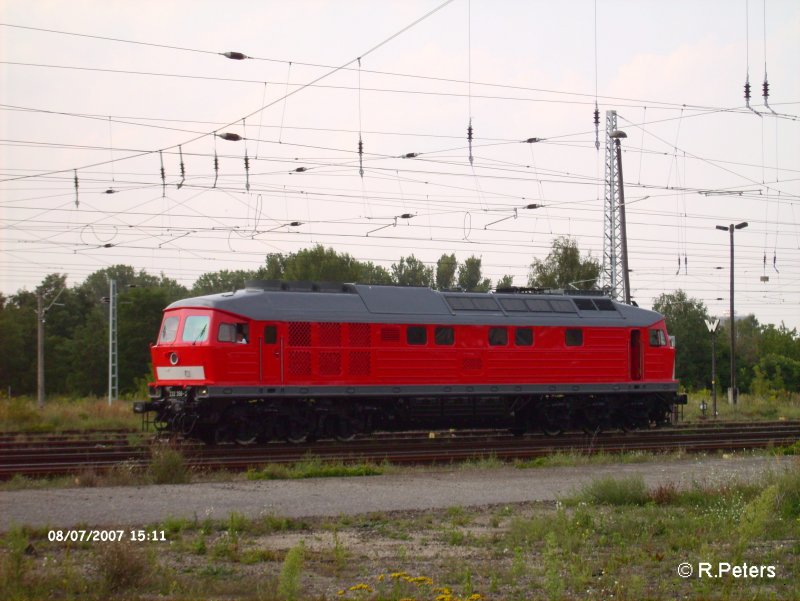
top-left (1, 421), bottom-right (798, 480)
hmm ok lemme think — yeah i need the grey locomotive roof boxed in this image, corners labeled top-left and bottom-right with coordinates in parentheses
top-left (166, 282), bottom-right (665, 328)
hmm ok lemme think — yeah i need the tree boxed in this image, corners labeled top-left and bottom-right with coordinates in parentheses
top-left (391, 255), bottom-right (433, 287)
top-left (192, 269), bottom-right (264, 296)
top-left (652, 290), bottom-right (711, 391)
top-left (435, 253), bottom-right (458, 290)
top-left (495, 275), bottom-right (515, 289)
top-left (457, 256), bottom-right (492, 292)
top-left (760, 323), bottom-right (800, 362)
top-left (528, 236), bottom-right (601, 290)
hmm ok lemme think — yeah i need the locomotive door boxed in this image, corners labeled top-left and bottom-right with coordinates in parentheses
top-left (630, 330), bottom-right (642, 381)
top-left (260, 323), bottom-right (284, 384)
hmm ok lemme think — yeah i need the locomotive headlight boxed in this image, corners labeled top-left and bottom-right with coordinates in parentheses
top-left (169, 352), bottom-right (179, 366)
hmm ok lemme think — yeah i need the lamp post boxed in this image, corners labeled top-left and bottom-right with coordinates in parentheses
top-left (715, 222), bottom-right (748, 405)
top-left (610, 130), bottom-right (631, 304)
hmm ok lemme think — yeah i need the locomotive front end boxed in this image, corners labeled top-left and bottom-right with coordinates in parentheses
top-left (135, 308), bottom-right (216, 436)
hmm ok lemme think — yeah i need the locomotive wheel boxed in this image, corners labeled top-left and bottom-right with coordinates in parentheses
top-left (541, 423), bottom-right (563, 436)
top-left (233, 421), bottom-right (260, 446)
top-left (284, 417), bottom-right (311, 444)
top-left (229, 407), bottom-right (261, 446)
top-left (333, 417), bottom-right (357, 442)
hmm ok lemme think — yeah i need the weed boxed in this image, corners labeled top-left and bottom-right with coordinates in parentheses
top-left (277, 541), bottom-right (305, 601)
top-left (241, 547), bottom-right (282, 564)
top-left (574, 475), bottom-right (650, 506)
top-left (94, 540), bottom-right (150, 594)
top-left (148, 446), bottom-right (190, 484)
top-left (776, 460), bottom-right (800, 518)
top-left (542, 531), bottom-right (564, 601)
top-left (331, 531), bottom-right (348, 575)
top-left (246, 456), bottom-right (384, 480)
top-left (0, 527), bottom-right (30, 597)
top-left (190, 536), bottom-right (207, 555)
top-left (228, 511), bottom-right (249, 535)
top-left (650, 481), bottom-right (679, 505)
top-left (161, 516), bottom-right (192, 535)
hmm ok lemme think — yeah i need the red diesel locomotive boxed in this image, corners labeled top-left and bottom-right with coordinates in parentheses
top-left (135, 281), bottom-right (686, 444)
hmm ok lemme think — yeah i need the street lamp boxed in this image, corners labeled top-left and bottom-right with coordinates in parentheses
top-left (715, 222), bottom-right (748, 405)
top-left (610, 130), bottom-right (631, 304)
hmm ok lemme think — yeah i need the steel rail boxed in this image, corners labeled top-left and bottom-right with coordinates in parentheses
top-left (1, 421), bottom-right (797, 480)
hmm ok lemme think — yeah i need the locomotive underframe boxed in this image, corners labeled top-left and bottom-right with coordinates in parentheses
top-left (135, 383), bottom-right (686, 444)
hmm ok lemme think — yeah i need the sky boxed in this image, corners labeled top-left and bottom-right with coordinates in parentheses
top-left (1, 0), bottom-right (799, 330)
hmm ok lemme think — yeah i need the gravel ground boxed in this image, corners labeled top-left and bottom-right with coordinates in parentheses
top-left (0, 455), bottom-right (790, 531)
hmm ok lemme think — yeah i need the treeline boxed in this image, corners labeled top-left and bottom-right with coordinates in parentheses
top-left (2, 240), bottom-right (796, 399)
top-left (654, 290), bottom-right (800, 395)
top-left (1, 240), bottom-right (600, 397)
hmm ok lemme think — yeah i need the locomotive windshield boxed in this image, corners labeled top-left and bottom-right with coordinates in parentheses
top-left (159, 316), bottom-right (179, 343)
top-left (182, 315), bottom-right (210, 343)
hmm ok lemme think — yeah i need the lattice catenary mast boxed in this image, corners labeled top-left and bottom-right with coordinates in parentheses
top-left (602, 110), bottom-right (625, 301)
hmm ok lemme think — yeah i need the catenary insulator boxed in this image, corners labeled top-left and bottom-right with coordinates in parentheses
top-left (217, 132), bottom-right (242, 142)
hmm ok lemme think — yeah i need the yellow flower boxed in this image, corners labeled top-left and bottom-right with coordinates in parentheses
top-left (377, 574), bottom-right (385, 582)
top-left (467, 595), bottom-right (483, 601)
top-left (390, 571), bottom-right (409, 580)
top-left (348, 583), bottom-right (373, 592)
top-left (336, 590), bottom-right (346, 596)
top-left (434, 587), bottom-right (452, 595)
top-left (409, 576), bottom-right (434, 586)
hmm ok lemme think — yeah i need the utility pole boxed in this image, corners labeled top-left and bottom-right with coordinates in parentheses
top-left (37, 292), bottom-right (45, 409)
top-left (36, 286), bottom-right (66, 409)
top-left (107, 279), bottom-right (118, 405)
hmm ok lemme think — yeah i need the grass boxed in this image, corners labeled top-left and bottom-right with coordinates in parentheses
top-left (3, 459), bottom-right (799, 600)
top-left (683, 391), bottom-right (800, 422)
top-left (0, 395), bottom-right (140, 433)
top-left (245, 455), bottom-right (387, 480)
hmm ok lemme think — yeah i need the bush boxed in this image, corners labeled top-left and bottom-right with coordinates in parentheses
top-left (148, 446), bottom-right (190, 484)
top-left (576, 475), bottom-right (650, 506)
top-left (94, 541), bottom-right (149, 593)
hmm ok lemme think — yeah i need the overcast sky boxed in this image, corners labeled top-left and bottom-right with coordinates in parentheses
top-left (2, 0), bottom-right (799, 329)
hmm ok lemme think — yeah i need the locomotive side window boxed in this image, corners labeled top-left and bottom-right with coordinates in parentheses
top-left (488, 327), bottom-right (508, 346)
top-left (159, 316), bottom-right (179, 343)
top-left (219, 322), bottom-right (249, 343)
top-left (435, 326), bottom-right (454, 345)
top-left (182, 315), bottom-right (209, 343)
top-left (264, 325), bottom-right (277, 344)
top-left (515, 327), bottom-right (533, 346)
top-left (649, 328), bottom-right (667, 347)
top-left (218, 323), bottom-right (236, 342)
top-left (407, 326), bottom-right (427, 345)
top-left (565, 328), bottom-right (583, 346)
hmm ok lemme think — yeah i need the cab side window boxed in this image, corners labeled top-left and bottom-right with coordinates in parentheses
top-left (218, 322), bottom-right (249, 343)
top-left (264, 325), bottom-right (277, 344)
top-left (218, 323), bottom-right (236, 342)
top-left (649, 328), bottom-right (667, 347)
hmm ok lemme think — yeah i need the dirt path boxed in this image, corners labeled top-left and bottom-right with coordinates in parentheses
top-left (0, 455), bottom-right (789, 531)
